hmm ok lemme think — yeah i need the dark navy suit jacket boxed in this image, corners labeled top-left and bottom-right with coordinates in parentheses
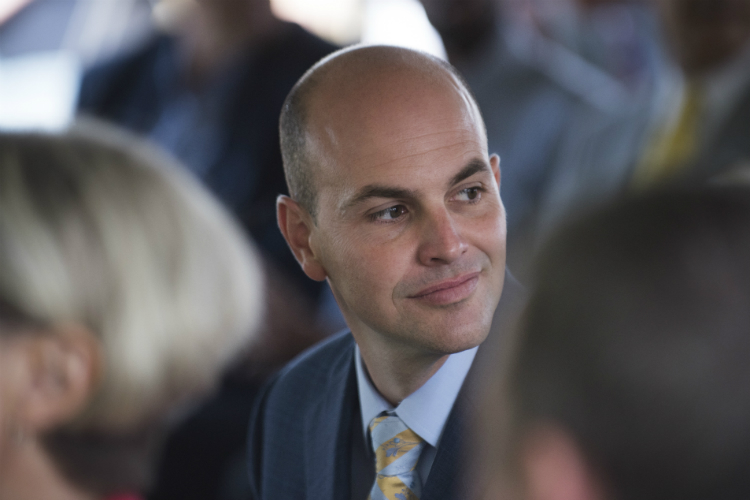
top-left (247, 272), bottom-right (524, 500)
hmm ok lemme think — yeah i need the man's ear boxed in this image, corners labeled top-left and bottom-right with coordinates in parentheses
top-left (277, 195), bottom-right (328, 282)
top-left (520, 424), bottom-right (604, 500)
top-left (13, 324), bottom-right (103, 433)
top-left (490, 154), bottom-right (501, 188)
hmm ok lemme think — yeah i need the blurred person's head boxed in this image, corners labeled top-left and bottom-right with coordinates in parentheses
top-left (0, 125), bottom-right (263, 499)
top-left (655, 0), bottom-right (750, 76)
top-left (151, 0), bottom-right (272, 29)
top-left (482, 187), bottom-right (750, 500)
top-left (419, 0), bottom-right (499, 62)
top-left (150, 0), bottom-right (281, 81)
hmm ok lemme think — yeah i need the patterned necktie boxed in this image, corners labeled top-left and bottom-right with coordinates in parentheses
top-left (368, 413), bottom-right (426, 500)
top-left (633, 81), bottom-right (703, 189)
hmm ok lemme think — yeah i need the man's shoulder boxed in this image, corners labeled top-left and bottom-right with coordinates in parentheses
top-left (261, 329), bottom-right (356, 407)
top-left (247, 330), bottom-right (357, 498)
top-left (279, 328), bottom-right (355, 377)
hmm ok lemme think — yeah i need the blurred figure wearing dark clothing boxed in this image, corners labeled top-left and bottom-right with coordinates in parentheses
top-left (78, 3), bottom-right (336, 303)
top-left (77, 2), bottom-right (337, 499)
top-left (77, 0), bottom-right (341, 370)
top-left (538, 0), bottom-right (750, 239)
top-left (658, 0), bottom-right (750, 75)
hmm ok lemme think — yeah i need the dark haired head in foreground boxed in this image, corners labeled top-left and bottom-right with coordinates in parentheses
top-left (486, 187), bottom-right (750, 500)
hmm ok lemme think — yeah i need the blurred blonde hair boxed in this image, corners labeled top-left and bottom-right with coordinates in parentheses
top-left (0, 121), bottom-right (263, 432)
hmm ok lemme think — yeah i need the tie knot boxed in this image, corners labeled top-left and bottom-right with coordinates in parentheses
top-left (369, 413), bottom-right (425, 476)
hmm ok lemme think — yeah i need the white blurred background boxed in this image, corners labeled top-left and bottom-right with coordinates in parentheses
top-left (0, 0), bottom-right (444, 130)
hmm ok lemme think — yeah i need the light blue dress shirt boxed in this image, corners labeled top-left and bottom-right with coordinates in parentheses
top-left (355, 344), bottom-right (478, 485)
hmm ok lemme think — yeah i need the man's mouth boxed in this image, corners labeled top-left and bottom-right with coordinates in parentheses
top-left (409, 271), bottom-right (481, 306)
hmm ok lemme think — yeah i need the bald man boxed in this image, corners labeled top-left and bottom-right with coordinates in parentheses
top-left (247, 45), bottom-right (522, 500)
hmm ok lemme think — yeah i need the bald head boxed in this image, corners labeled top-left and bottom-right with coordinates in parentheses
top-left (279, 45), bottom-right (484, 218)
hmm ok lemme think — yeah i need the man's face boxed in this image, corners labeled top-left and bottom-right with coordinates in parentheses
top-left (305, 72), bottom-right (506, 357)
top-left (656, 0), bottom-right (750, 75)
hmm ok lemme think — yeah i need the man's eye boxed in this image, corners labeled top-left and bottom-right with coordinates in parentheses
top-left (372, 205), bottom-right (408, 221)
top-left (456, 187), bottom-right (481, 202)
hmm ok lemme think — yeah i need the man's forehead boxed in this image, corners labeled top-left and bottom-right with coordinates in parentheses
top-left (305, 65), bottom-right (484, 164)
top-left (308, 99), bottom-right (486, 201)
top-left (303, 47), bottom-right (477, 128)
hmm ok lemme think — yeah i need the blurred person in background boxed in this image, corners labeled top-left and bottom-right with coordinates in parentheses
top-left (510, 0), bottom-right (661, 92)
top-left (76, 3), bottom-right (340, 497)
top-left (0, 125), bottom-right (263, 500)
top-left (479, 186), bottom-right (750, 500)
top-left (77, 0), bottom-right (338, 324)
top-left (418, 0), bottom-right (658, 278)
top-left (538, 0), bottom-right (750, 241)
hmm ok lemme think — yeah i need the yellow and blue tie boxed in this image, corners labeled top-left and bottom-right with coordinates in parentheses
top-left (368, 413), bottom-right (426, 500)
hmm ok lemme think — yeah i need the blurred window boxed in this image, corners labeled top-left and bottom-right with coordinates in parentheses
top-left (0, 0), bottom-right (153, 130)
top-left (362, 0), bottom-right (445, 58)
top-left (272, 0), bottom-right (444, 56)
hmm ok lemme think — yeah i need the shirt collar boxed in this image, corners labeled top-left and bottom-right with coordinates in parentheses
top-left (355, 344), bottom-right (477, 448)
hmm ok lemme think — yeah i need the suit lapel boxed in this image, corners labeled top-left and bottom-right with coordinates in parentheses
top-left (421, 389), bottom-right (473, 500)
top-left (304, 336), bottom-right (358, 500)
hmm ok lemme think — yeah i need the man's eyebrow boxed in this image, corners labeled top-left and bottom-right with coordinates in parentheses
top-left (341, 185), bottom-right (417, 212)
top-left (341, 158), bottom-right (490, 213)
top-left (449, 158), bottom-right (491, 187)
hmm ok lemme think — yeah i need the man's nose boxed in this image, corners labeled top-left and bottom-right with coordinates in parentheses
top-left (417, 209), bottom-right (468, 265)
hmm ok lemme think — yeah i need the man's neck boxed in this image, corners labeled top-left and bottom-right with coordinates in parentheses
top-left (356, 340), bottom-right (449, 406)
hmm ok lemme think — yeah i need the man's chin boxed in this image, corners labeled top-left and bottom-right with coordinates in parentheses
top-left (416, 316), bottom-right (493, 355)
